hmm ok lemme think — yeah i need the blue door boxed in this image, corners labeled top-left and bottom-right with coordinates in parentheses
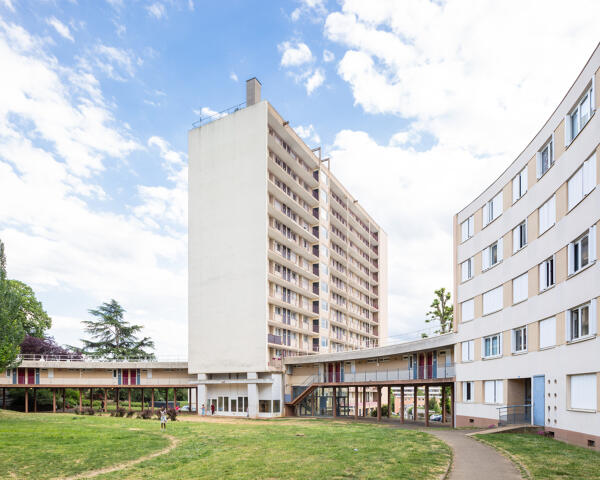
top-left (532, 375), bottom-right (545, 426)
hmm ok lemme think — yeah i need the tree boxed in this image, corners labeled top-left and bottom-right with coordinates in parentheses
top-left (0, 239), bottom-right (24, 370)
top-left (75, 300), bottom-right (155, 359)
top-left (425, 287), bottom-right (453, 335)
top-left (7, 280), bottom-right (52, 337)
top-left (20, 335), bottom-right (82, 360)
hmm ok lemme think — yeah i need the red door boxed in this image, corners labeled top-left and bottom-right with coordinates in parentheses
top-left (335, 362), bottom-right (341, 383)
top-left (122, 369), bottom-right (129, 385)
top-left (27, 368), bottom-right (35, 385)
top-left (328, 364), bottom-right (334, 382)
top-left (426, 352), bottom-right (433, 379)
top-left (130, 369), bottom-right (136, 385)
top-left (18, 368), bottom-right (26, 384)
top-left (418, 354), bottom-right (425, 379)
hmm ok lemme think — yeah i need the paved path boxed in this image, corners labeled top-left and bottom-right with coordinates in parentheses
top-left (427, 429), bottom-right (522, 480)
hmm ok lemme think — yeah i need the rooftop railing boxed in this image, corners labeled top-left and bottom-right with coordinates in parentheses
top-left (16, 354), bottom-right (188, 363)
top-left (191, 102), bottom-right (246, 128)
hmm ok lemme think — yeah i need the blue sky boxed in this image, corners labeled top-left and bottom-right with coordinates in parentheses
top-left (1, 0), bottom-right (599, 356)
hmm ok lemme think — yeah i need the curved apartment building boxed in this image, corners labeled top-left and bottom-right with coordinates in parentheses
top-left (453, 45), bottom-right (600, 446)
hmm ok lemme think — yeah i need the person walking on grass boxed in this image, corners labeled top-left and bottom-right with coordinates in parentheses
top-left (160, 408), bottom-right (168, 430)
top-left (201, 403), bottom-right (206, 416)
top-left (210, 403), bottom-right (215, 415)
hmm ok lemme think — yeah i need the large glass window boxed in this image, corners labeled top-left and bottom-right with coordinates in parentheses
top-left (536, 138), bottom-right (554, 178)
top-left (461, 215), bottom-right (474, 242)
top-left (513, 221), bottom-right (527, 253)
top-left (569, 228), bottom-right (596, 275)
top-left (569, 303), bottom-right (591, 341)
top-left (484, 192), bottom-right (503, 226)
top-left (483, 333), bottom-right (502, 358)
top-left (461, 340), bottom-right (474, 362)
top-left (482, 240), bottom-right (502, 270)
top-left (539, 257), bottom-right (555, 292)
top-left (512, 326), bottom-right (527, 353)
top-left (461, 257), bottom-right (473, 282)
top-left (512, 167), bottom-right (528, 202)
top-left (463, 381), bottom-right (474, 402)
top-left (568, 86), bottom-right (594, 143)
top-left (568, 155), bottom-right (597, 210)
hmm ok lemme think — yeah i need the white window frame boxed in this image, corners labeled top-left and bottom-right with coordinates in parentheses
top-left (568, 154), bottom-right (597, 211)
top-left (566, 82), bottom-right (595, 146)
top-left (484, 192), bottom-right (503, 226)
top-left (539, 317), bottom-right (556, 350)
top-left (512, 272), bottom-right (528, 304)
top-left (512, 167), bottom-right (528, 203)
top-left (482, 286), bottom-right (503, 315)
top-left (463, 381), bottom-right (474, 403)
top-left (461, 340), bottom-right (474, 362)
top-left (461, 299), bottom-right (475, 322)
top-left (484, 380), bottom-right (504, 404)
top-left (461, 215), bottom-right (474, 242)
top-left (483, 333), bottom-right (502, 359)
top-left (512, 221), bottom-right (527, 253)
top-left (512, 326), bottom-right (527, 354)
top-left (461, 257), bottom-right (473, 282)
top-left (482, 240), bottom-right (502, 271)
top-left (539, 256), bottom-right (555, 292)
top-left (568, 226), bottom-right (596, 276)
top-left (536, 136), bottom-right (554, 179)
top-left (567, 302), bottom-right (596, 342)
top-left (538, 195), bottom-right (556, 235)
top-left (569, 373), bottom-right (597, 411)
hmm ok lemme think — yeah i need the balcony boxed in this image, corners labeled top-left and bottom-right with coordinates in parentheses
top-left (316, 364), bottom-right (456, 384)
top-left (268, 334), bottom-right (282, 345)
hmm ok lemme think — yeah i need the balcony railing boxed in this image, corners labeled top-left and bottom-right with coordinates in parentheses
top-left (16, 354), bottom-right (187, 363)
top-left (315, 364), bottom-right (455, 383)
top-left (268, 334), bottom-right (282, 345)
top-left (498, 404), bottom-right (531, 426)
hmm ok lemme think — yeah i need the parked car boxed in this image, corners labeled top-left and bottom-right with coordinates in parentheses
top-left (180, 405), bottom-right (196, 412)
top-left (429, 414), bottom-right (442, 422)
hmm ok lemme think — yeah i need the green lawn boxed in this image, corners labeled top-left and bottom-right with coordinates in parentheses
top-left (475, 433), bottom-right (600, 480)
top-left (0, 410), bottom-right (450, 480)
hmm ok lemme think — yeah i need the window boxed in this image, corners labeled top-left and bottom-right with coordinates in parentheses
top-left (539, 257), bottom-right (555, 292)
top-left (513, 167), bottom-right (528, 202)
top-left (539, 317), bottom-right (556, 349)
top-left (536, 138), bottom-right (554, 178)
top-left (461, 340), bottom-right (474, 362)
top-left (512, 326), bottom-right (527, 353)
top-left (511, 221), bottom-right (527, 253)
top-left (463, 381), bottom-right (474, 402)
top-left (321, 282), bottom-right (328, 293)
top-left (484, 192), bottom-right (503, 226)
top-left (320, 318), bottom-right (328, 329)
top-left (483, 287), bottom-right (502, 315)
top-left (321, 300), bottom-right (329, 311)
top-left (483, 333), bottom-right (502, 358)
top-left (568, 302), bottom-right (596, 341)
top-left (484, 380), bottom-right (504, 404)
top-left (568, 155), bottom-right (597, 210)
top-left (566, 84), bottom-right (594, 145)
top-left (538, 195), bottom-right (556, 234)
top-left (461, 215), bottom-right (474, 242)
top-left (570, 374), bottom-right (597, 411)
top-left (461, 257), bottom-right (473, 282)
top-left (259, 400), bottom-right (271, 413)
top-left (273, 400), bottom-right (281, 413)
top-left (513, 273), bottom-right (528, 304)
top-left (569, 227), bottom-right (596, 275)
top-left (321, 337), bottom-right (328, 347)
top-left (461, 299), bottom-right (474, 322)
top-left (482, 240), bottom-right (503, 270)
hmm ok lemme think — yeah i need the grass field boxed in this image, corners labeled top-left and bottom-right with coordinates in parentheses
top-left (0, 410), bottom-right (450, 479)
top-left (475, 433), bottom-right (600, 479)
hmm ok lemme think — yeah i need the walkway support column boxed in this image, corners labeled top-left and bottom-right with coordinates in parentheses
top-left (376, 386), bottom-right (381, 422)
top-left (141, 388), bottom-right (144, 411)
top-left (34, 388), bottom-right (37, 413)
top-left (104, 388), bottom-right (108, 412)
top-left (116, 388), bottom-right (119, 410)
top-left (174, 388), bottom-right (177, 410)
top-left (195, 386), bottom-right (198, 414)
top-left (128, 389), bottom-right (131, 411)
top-left (2, 388), bottom-right (5, 409)
top-left (332, 387), bottom-right (337, 418)
top-left (62, 388), bottom-right (65, 412)
top-left (354, 386), bottom-right (358, 420)
top-left (387, 387), bottom-right (391, 418)
top-left (151, 388), bottom-right (155, 413)
top-left (362, 387), bottom-right (366, 417)
top-left (89, 388), bottom-right (93, 410)
top-left (442, 386), bottom-right (447, 423)
top-left (25, 388), bottom-right (28, 413)
top-left (451, 383), bottom-right (455, 428)
top-left (400, 386), bottom-right (405, 424)
top-left (79, 388), bottom-right (82, 413)
top-left (425, 385), bottom-right (429, 427)
top-left (52, 389), bottom-right (56, 413)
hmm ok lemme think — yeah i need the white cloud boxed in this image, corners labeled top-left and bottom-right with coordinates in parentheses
top-left (0, 0), bottom-right (14, 11)
top-left (320, 0), bottom-right (600, 338)
top-left (278, 41), bottom-right (314, 67)
top-left (46, 17), bottom-right (74, 42)
top-left (322, 49), bottom-right (334, 62)
top-left (291, 0), bottom-right (327, 22)
top-left (230, 72), bottom-right (238, 82)
top-left (147, 2), bottom-right (166, 19)
top-left (188, 0), bottom-right (194, 11)
top-left (294, 124), bottom-right (321, 145)
top-left (305, 68), bottom-right (325, 94)
top-left (85, 44), bottom-right (140, 81)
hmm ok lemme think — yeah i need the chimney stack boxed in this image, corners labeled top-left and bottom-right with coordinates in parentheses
top-left (246, 77), bottom-right (261, 106)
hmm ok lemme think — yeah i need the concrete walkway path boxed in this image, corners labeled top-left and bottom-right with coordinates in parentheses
top-left (427, 429), bottom-right (522, 480)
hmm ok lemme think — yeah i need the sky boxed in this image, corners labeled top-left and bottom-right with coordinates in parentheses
top-left (0, 0), bottom-right (599, 357)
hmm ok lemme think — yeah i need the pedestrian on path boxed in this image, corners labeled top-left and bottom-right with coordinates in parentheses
top-left (201, 403), bottom-right (205, 416)
top-left (160, 408), bottom-right (168, 430)
top-left (210, 403), bottom-right (215, 415)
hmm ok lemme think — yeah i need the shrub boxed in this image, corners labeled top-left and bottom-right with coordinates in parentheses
top-left (370, 405), bottom-right (389, 417)
top-left (155, 411), bottom-right (162, 420)
top-left (126, 410), bottom-right (136, 417)
top-left (85, 407), bottom-right (95, 416)
top-left (166, 408), bottom-right (178, 422)
top-left (111, 407), bottom-right (127, 417)
top-left (138, 410), bottom-right (153, 420)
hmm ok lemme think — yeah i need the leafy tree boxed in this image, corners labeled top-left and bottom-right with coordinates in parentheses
top-left (75, 299), bottom-right (155, 359)
top-left (425, 287), bottom-right (453, 334)
top-left (7, 280), bottom-right (52, 337)
top-left (0, 240), bottom-right (25, 370)
top-left (20, 335), bottom-right (82, 360)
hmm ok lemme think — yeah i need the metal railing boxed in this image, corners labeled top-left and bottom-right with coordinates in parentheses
top-left (191, 102), bottom-right (246, 128)
top-left (498, 404), bottom-right (531, 426)
top-left (16, 354), bottom-right (188, 363)
top-left (314, 364), bottom-right (455, 384)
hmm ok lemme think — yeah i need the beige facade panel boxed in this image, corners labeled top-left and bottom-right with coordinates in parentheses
top-left (474, 337), bottom-right (481, 361)
top-left (474, 208), bottom-right (483, 235)
top-left (554, 120), bottom-right (566, 160)
top-left (556, 311), bottom-right (566, 345)
top-left (529, 321), bottom-right (539, 352)
top-left (555, 246), bottom-right (568, 284)
top-left (527, 156), bottom-right (536, 190)
top-left (503, 231), bottom-right (512, 262)
top-left (527, 266), bottom-right (538, 299)
top-left (474, 294), bottom-right (482, 319)
top-left (502, 183), bottom-right (512, 212)
top-left (556, 182), bottom-right (568, 222)
top-left (527, 210), bottom-right (538, 242)
top-left (503, 281), bottom-right (512, 309)
top-left (473, 251), bottom-right (482, 276)
top-left (502, 331), bottom-right (511, 358)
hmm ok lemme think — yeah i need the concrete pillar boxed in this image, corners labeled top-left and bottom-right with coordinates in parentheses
top-left (451, 383), bottom-right (456, 428)
top-left (376, 386), bottom-right (381, 422)
top-left (141, 388), bottom-right (144, 411)
top-left (25, 388), bottom-right (28, 413)
top-left (34, 388), bottom-right (37, 413)
top-left (79, 388), bottom-right (82, 413)
top-left (387, 387), bottom-right (391, 418)
top-left (425, 385), bottom-right (429, 427)
top-left (400, 386), bottom-right (405, 424)
top-left (52, 389), bottom-right (56, 413)
top-left (128, 389), bottom-right (131, 411)
top-left (362, 387), bottom-right (366, 417)
top-left (354, 386), bottom-right (358, 420)
top-left (62, 388), bottom-right (65, 412)
top-left (151, 388), bottom-right (155, 413)
top-left (332, 387), bottom-right (337, 418)
top-left (2, 388), bottom-right (5, 409)
top-left (442, 386), bottom-right (447, 423)
top-left (89, 388), bottom-right (93, 410)
top-left (104, 388), bottom-right (108, 412)
top-left (197, 374), bottom-right (208, 416)
top-left (247, 373), bottom-right (259, 418)
top-left (195, 387), bottom-right (199, 414)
